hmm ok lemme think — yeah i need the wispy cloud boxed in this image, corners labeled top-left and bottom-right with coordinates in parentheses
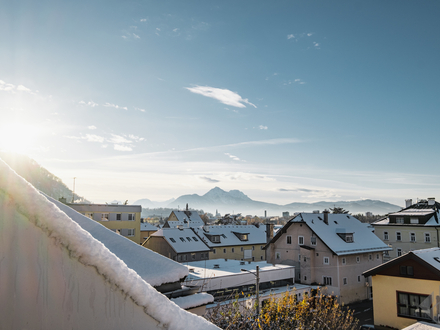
top-left (79, 100), bottom-right (99, 107)
top-left (201, 176), bottom-right (220, 183)
top-left (109, 134), bottom-right (132, 144)
top-left (0, 80), bottom-right (34, 94)
top-left (140, 18), bottom-right (147, 22)
top-left (225, 153), bottom-right (241, 161)
top-left (135, 107), bottom-right (146, 112)
top-left (88, 125), bottom-right (97, 130)
top-left (133, 33), bottom-right (140, 39)
top-left (287, 34), bottom-right (295, 40)
top-left (85, 134), bottom-right (105, 143)
top-left (103, 103), bottom-right (128, 110)
top-left (186, 85), bottom-right (256, 108)
top-left (114, 144), bottom-right (132, 152)
top-left (258, 125), bottom-right (268, 130)
top-left (287, 32), bottom-right (314, 41)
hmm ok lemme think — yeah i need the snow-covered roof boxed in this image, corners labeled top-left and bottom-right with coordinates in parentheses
top-left (52, 198), bottom-right (188, 287)
top-left (412, 248), bottom-right (440, 272)
top-left (67, 203), bottom-right (142, 213)
top-left (167, 210), bottom-right (205, 228)
top-left (171, 293), bottom-right (214, 310)
top-left (290, 213), bottom-right (391, 256)
top-left (402, 321), bottom-right (440, 330)
top-left (141, 222), bottom-right (159, 231)
top-left (152, 228), bottom-right (211, 253)
top-left (389, 209), bottom-right (435, 216)
top-left (193, 225), bottom-right (267, 247)
top-left (0, 159), bottom-right (218, 330)
top-left (373, 214), bottom-right (440, 226)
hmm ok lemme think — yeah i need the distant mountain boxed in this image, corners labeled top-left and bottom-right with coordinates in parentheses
top-left (133, 197), bottom-right (176, 209)
top-left (0, 152), bottom-right (90, 203)
top-left (161, 187), bottom-right (401, 216)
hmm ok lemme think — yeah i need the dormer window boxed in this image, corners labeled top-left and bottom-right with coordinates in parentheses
top-left (337, 233), bottom-right (354, 243)
top-left (232, 232), bottom-right (249, 241)
top-left (410, 218), bottom-right (419, 224)
top-left (179, 237), bottom-right (185, 242)
top-left (396, 217), bottom-right (404, 224)
top-left (205, 234), bottom-right (221, 243)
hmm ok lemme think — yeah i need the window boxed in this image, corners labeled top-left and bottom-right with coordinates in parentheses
top-left (400, 265), bottom-right (414, 276)
top-left (357, 275), bottom-right (361, 282)
top-left (169, 238), bottom-right (176, 243)
top-left (221, 234), bottom-right (227, 238)
top-left (397, 248), bottom-right (402, 257)
top-left (410, 233), bottom-right (416, 242)
top-left (311, 236), bottom-right (317, 245)
top-left (101, 213), bottom-right (109, 221)
top-left (397, 292), bottom-right (431, 320)
top-left (85, 212), bottom-right (93, 219)
top-left (128, 213), bottom-right (135, 221)
top-left (396, 232), bottom-right (402, 241)
top-left (303, 256), bottom-right (307, 262)
top-left (252, 246), bottom-right (255, 251)
top-left (287, 235), bottom-right (292, 244)
top-left (192, 236), bottom-right (198, 241)
top-left (298, 236), bottom-right (304, 245)
top-left (180, 237), bottom-right (185, 242)
top-left (376, 254), bottom-right (379, 260)
top-left (252, 257), bottom-right (255, 261)
top-left (183, 255), bottom-right (187, 261)
top-left (324, 257), bottom-right (329, 265)
top-left (425, 233), bottom-right (431, 243)
top-left (186, 237), bottom-right (192, 241)
top-left (384, 231), bottom-right (389, 240)
top-left (356, 256), bottom-right (360, 263)
top-left (127, 229), bottom-right (135, 237)
top-left (213, 248), bottom-right (216, 254)
top-left (116, 213), bottom-right (121, 221)
top-left (260, 256), bottom-right (263, 260)
top-left (343, 277), bottom-right (348, 285)
top-left (342, 257), bottom-right (346, 265)
top-left (323, 276), bottom-right (332, 286)
top-left (396, 217), bottom-right (404, 224)
top-left (241, 247), bottom-right (244, 252)
top-left (178, 255), bottom-right (182, 261)
top-left (276, 252), bottom-right (281, 260)
top-left (345, 234), bottom-right (354, 243)
top-left (223, 248), bottom-right (226, 253)
top-left (191, 253), bottom-right (196, 260)
top-left (410, 218), bottom-right (419, 224)
top-left (231, 248), bottom-right (235, 253)
top-left (384, 250), bottom-right (389, 257)
top-left (369, 254), bottom-right (372, 260)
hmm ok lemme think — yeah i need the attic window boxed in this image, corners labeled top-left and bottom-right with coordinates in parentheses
top-left (186, 237), bottom-right (192, 241)
top-left (232, 231), bottom-right (249, 241)
top-left (170, 238), bottom-right (176, 243)
top-left (318, 216), bottom-right (323, 221)
top-left (179, 237), bottom-right (185, 242)
top-left (192, 236), bottom-right (199, 241)
top-left (434, 257), bottom-right (440, 263)
top-left (337, 233), bottom-right (354, 243)
top-left (206, 234), bottom-right (221, 243)
top-left (334, 221), bottom-right (338, 224)
top-left (221, 234), bottom-right (227, 238)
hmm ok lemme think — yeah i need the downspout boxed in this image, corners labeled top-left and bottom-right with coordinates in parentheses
top-left (337, 256), bottom-right (340, 302)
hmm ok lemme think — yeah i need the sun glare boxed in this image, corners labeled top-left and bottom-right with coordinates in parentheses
top-left (0, 123), bottom-right (40, 155)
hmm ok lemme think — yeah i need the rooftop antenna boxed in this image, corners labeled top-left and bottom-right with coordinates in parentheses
top-left (72, 177), bottom-right (76, 203)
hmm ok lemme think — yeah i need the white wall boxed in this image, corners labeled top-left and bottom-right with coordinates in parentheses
top-left (0, 193), bottom-right (162, 330)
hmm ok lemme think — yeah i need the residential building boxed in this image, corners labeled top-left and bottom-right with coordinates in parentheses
top-left (142, 228), bottom-right (211, 263)
top-left (372, 198), bottom-right (440, 261)
top-left (265, 211), bottom-right (391, 304)
top-left (68, 203), bottom-right (142, 244)
top-left (364, 248), bottom-right (440, 329)
top-left (0, 159), bottom-right (218, 329)
top-left (164, 207), bottom-right (205, 228)
top-left (140, 221), bottom-right (158, 243)
top-left (194, 224), bottom-right (268, 261)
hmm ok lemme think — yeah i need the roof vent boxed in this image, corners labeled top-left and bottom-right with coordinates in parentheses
top-left (405, 199), bottom-right (413, 208)
top-left (224, 258), bottom-right (228, 262)
top-left (189, 268), bottom-right (195, 273)
top-left (240, 261), bottom-right (245, 265)
top-left (213, 264), bottom-right (220, 269)
top-left (428, 198), bottom-right (436, 206)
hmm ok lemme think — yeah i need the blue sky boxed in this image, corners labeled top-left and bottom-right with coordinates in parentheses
top-left (1, 0), bottom-right (439, 208)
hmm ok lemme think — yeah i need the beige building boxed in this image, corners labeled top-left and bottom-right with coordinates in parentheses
top-left (265, 211), bottom-right (391, 304)
top-left (372, 198), bottom-right (440, 261)
top-left (193, 224), bottom-right (269, 262)
top-left (364, 248), bottom-right (440, 329)
top-left (68, 203), bottom-right (142, 244)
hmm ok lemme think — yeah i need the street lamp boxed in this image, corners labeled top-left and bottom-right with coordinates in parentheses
top-left (241, 265), bottom-right (260, 316)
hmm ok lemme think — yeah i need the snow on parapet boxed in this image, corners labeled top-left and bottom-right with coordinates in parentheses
top-left (0, 159), bottom-right (219, 330)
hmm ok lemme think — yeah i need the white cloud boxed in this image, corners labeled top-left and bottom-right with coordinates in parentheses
top-left (307, 33), bottom-right (314, 37)
top-left (103, 103), bottom-right (128, 110)
top-left (110, 134), bottom-right (132, 144)
top-left (85, 134), bottom-right (105, 143)
top-left (122, 35), bottom-right (127, 39)
top-left (79, 100), bottom-right (98, 107)
top-left (225, 153), bottom-right (240, 161)
top-left (140, 18), bottom-right (147, 22)
top-left (258, 125), bottom-right (268, 130)
top-left (173, 28), bottom-right (179, 32)
top-left (287, 34), bottom-right (295, 39)
top-left (16, 85), bottom-right (31, 92)
top-left (133, 33), bottom-right (140, 39)
top-left (128, 134), bottom-right (145, 142)
top-left (135, 107), bottom-right (146, 112)
top-left (88, 125), bottom-right (97, 130)
top-left (186, 85), bottom-right (256, 108)
top-left (114, 144), bottom-right (132, 152)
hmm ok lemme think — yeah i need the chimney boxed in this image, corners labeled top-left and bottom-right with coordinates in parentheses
top-left (428, 198), bottom-right (436, 206)
top-left (323, 209), bottom-right (329, 225)
top-left (405, 199), bottom-right (412, 208)
top-left (266, 223), bottom-right (274, 243)
top-left (186, 203), bottom-right (189, 211)
top-left (264, 210), bottom-right (267, 218)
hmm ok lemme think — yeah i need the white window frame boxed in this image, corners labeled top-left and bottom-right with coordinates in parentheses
top-left (311, 236), bottom-right (317, 245)
top-left (384, 231), bottom-right (389, 240)
top-left (425, 232), bottom-right (431, 243)
top-left (286, 235), bottom-right (292, 244)
top-left (127, 228), bottom-right (135, 237)
top-left (410, 218), bottom-right (419, 224)
top-left (342, 257), bottom-right (346, 265)
top-left (298, 236), bottom-right (304, 245)
top-left (410, 232), bottom-right (416, 242)
top-left (323, 257), bottom-right (330, 265)
top-left (101, 213), bottom-right (109, 221)
top-left (128, 213), bottom-right (135, 221)
top-left (356, 256), bottom-right (360, 263)
top-left (276, 252), bottom-right (281, 260)
top-left (369, 254), bottom-right (372, 260)
top-left (397, 248), bottom-right (402, 257)
top-left (396, 217), bottom-right (404, 224)
top-left (323, 276), bottom-right (332, 286)
top-left (396, 232), bottom-right (402, 241)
